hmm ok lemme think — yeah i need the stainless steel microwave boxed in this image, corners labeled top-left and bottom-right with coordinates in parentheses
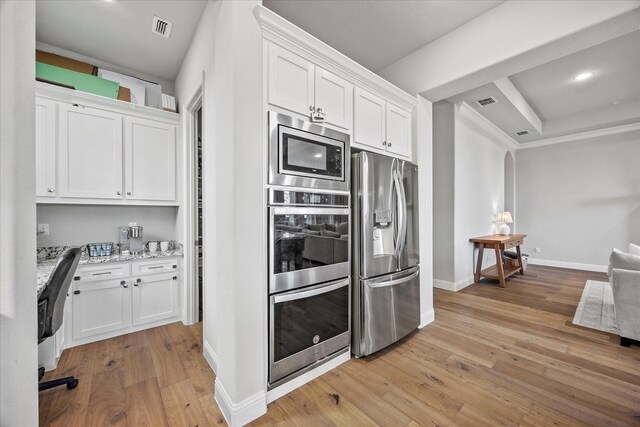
top-left (268, 111), bottom-right (350, 192)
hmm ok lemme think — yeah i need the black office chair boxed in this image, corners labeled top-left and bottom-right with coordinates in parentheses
top-left (38, 247), bottom-right (82, 392)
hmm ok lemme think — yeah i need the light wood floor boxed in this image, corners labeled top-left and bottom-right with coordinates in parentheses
top-left (40, 266), bottom-right (640, 426)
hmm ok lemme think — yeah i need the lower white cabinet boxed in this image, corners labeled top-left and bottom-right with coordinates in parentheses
top-left (132, 272), bottom-right (179, 326)
top-left (72, 278), bottom-right (131, 340)
top-left (66, 257), bottom-right (181, 347)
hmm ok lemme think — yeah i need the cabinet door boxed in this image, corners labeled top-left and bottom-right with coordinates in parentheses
top-left (36, 98), bottom-right (57, 197)
top-left (58, 103), bottom-right (123, 199)
top-left (385, 103), bottom-right (412, 158)
top-left (314, 68), bottom-right (353, 130)
top-left (353, 88), bottom-right (386, 150)
top-left (268, 43), bottom-right (315, 117)
top-left (132, 272), bottom-right (179, 326)
top-left (72, 279), bottom-right (131, 340)
top-left (124, 117), bottom-right (176, 201)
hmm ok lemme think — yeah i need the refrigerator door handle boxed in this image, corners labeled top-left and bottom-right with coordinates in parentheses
top-left (366, 269), bottom-right (420, 289)
top-left (398, 169), bottom-right (408, 257)
top-left (393, 169), bottom-right (406, 259)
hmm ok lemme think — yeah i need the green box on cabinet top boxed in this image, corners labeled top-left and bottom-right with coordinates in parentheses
top-left (36, 62), bottom-right (120, 99)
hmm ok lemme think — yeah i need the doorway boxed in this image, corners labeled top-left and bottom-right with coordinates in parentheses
top-left (195, 105), bottom-right (203, 321)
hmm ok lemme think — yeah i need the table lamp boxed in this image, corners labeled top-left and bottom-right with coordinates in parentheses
top-left (496, 211), bottom-right (513, 235)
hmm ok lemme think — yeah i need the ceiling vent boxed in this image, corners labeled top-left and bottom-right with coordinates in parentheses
top-left (515, 130), bottom-right (530, 136)
top-left (475, 96), bottom-right (498, 107)
top-left (151, 16), bottom-right (172, 38)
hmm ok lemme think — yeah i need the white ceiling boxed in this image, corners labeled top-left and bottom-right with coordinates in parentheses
top-left (447, 30), bottom-right (640, 144)
top-left (263, 0), bottom-right (503, 72)
top-left (36, 0), bottom-right (206, 81)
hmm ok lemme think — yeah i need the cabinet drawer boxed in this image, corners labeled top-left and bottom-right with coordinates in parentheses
top-left (504, 239), bottom-right (523, 249)
top-left (74, 263), bottom-right (130, 283)
top-left (132, 258), bottom-right (179, 276)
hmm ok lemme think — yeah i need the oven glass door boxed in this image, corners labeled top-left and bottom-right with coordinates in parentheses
top-left (270, 278), bottom-right (350, 384)
top-left (279, 125), bottom-right (344, 181)
top-left (270, 206), bottom-right (350, 293)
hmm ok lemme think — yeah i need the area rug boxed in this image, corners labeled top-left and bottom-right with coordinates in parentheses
top-left (572, 280), bottom-right (618, 334)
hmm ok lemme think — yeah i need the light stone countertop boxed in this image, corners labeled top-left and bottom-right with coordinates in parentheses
top-left (37, 247), bottom-right (184, 296)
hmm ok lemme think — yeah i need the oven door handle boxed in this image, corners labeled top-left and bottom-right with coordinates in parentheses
top-left (271, 206), bottom-right (350, 216)
top-left (273, 278), bottom-right (349, 303)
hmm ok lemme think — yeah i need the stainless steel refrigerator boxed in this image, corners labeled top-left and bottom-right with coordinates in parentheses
top-left (352, 151), bottom-right (420, 357)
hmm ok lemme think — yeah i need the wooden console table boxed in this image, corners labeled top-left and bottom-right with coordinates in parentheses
top-left (469, 234), bottom-right (527, 288)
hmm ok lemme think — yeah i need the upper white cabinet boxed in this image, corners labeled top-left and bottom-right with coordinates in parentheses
top-left (125, 117), bottom-right (176, 201)
top-left (58, 103), bottom-right (123, 199)
top-left (35, 98), bottom-right (57, 197)
top-left (268, 43), bottom-right (353, 131)
top-left (353, 87), bottom-right (412, 159)
top-left (36, 84), bottom-right (179, 206)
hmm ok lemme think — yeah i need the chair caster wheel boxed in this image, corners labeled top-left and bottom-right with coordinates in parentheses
top-left (67, 378), bottom-right (79, 389)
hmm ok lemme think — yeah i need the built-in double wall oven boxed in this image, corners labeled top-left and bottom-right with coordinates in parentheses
top-left (267, 112), bottom-right (351, 388)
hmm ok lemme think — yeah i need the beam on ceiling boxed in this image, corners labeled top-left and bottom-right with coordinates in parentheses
top-left (493, 77), bottom-right (542, 134)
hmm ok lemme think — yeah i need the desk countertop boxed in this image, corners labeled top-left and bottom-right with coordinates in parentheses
top-left (37, 247), bottom-right (184, 296)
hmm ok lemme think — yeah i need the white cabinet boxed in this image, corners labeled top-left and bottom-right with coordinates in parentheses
top-left (353, 87), bottom-right (413, 159)
top-left (35, 98), bottom-right (57, 197)
top-left (65, 259), bottom-right (181, 347)
top-left (268, 43), bottom-right (315, 118)
top-left (124, 117), bottom-right (176, 201)
top-left (385, 103), bottom-right (412, 158)
top-left (268, 43), bottom-right (353, 130)
top-left (132, 272), bottom-right (180, 326)
top-left (58, 103), bottom-right (123, 199)
top-left (71, 278), bottom-right (131, 340)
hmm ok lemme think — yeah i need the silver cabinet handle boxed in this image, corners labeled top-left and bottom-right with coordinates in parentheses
top-left (309, 105), bottom-right (315, 112)
top-left (47, 188), bottom-right (55, 193)
top-left (382, 141), bottom-right (387, 146)
top-left (93, 271), bottom-right (112, 276)
top-left (121, 280), bottom-right (128, 288)
top-left (148, 266), bottom-right (163, 270)
top-left (117, 191), bottom-right (121, 196)
top-left (134, 282), bottom-right (139, 287)
top-left (388, 143), bottom-right (392, 147)
top-left (126, 192), bottom-right (131, 196)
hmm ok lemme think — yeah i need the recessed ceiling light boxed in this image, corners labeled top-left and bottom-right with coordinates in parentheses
top-left (573, 72), bottom-right (594, 81)
top-left (103, 0), bottom-right (117, 3)
top-left (314, 154), bottom-right (322, 158)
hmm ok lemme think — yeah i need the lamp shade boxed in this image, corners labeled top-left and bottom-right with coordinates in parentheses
top-left (497, 211), bottom-right (513, 223)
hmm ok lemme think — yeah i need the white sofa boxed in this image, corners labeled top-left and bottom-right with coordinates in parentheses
top-left (608, 243), bottom-right (640, 347)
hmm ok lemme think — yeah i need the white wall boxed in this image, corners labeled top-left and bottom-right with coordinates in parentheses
top-left (36, 41), bottom-right (175, 96)
top-left (36, 205), bottom-right (178, 247)
top-left (432, 101), bottom-right (455, 282)
top-left (432, 102), bottom-right (515, 290)
top-left (454, 103), bottom-right (514, 284)
top-left (175, 1), bottom-right (266, 425)
top-left (516, 130), bottom-right (640, 269)
top-left (0, 1), bottom-right (38, 425)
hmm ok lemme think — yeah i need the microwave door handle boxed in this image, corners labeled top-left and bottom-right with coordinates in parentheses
top-left (273, 278), bottom-right (349, 304)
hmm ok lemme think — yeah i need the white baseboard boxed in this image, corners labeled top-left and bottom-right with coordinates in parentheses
top-left (203, 340), bottom-right (218, 374)
top-left (527, 258), bottom-right (607, 273)
top-left (266, 349), bottom-right (351, 403)
top-left (433, 276), bottom-right (474, 292)
top-left (215, 380), bottom-right (267, 427)
top-left (419, 308), bottom-right (435, 328)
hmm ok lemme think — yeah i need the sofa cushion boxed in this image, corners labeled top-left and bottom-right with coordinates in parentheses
top-left (302, 228), bottom-right (320, 236)
top-left (608, 248), bottom-right (640, 277)
top-left (629, 243), bottom-right (640, 257)
top-left (336, 222), bottom-right (349, 235)
top-left (320, 229), bottom-right (341, 238)
top-left (276, 224), bottom-right (302, 232)
top-left (307, 223), bottom-right (326, 232)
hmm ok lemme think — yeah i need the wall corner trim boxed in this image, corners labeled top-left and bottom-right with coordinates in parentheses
top-left (433, 277), bottom-right (474, 292)
top-left (203, 340), bottom-right (218, 374)
top-left (527, 258), bottom-right (608, 273)
top-left (419, 308), bottom-right (435, 328)
top-left (214, 380), bottom-right (267, 427)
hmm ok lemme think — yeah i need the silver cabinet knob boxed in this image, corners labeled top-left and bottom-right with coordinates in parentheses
top-left (309, 105), bottom-right (315, 112)
top-left (388, 143), bottom-right (392, 147)
top-left (126, 192), bottom-right (131, 196)
top-left (47, 188), bottom-right (54, 193)
top-left (316, 107), bottom-right (322, 113)
top-left (382, 141), bottom-right (387, 146)
top-left (117, 191), bottom-right (121, 196)
top-left (121, 280), bottom-right (128, 288)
